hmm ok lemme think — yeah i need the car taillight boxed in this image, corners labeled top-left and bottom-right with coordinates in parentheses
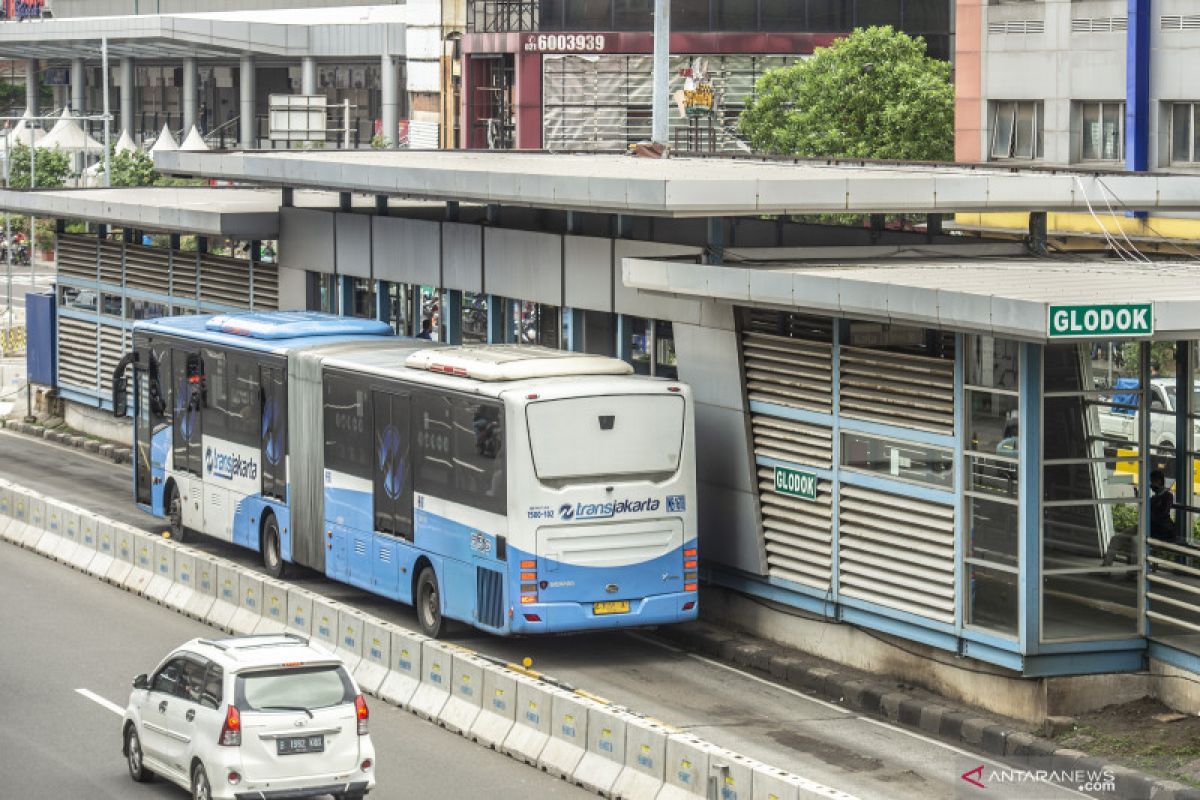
top-left (219, 704), bottom-right (241, 747)
top-left (355, 694), bottom-right (369, 735)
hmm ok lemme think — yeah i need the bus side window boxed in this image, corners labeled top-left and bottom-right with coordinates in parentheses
top-left (415, 393), bottom-right (454, 496)
top-left (453, 398), bottom-right (505, 515)
top-left (323, 372), bottom-right (371, 480)
top-left (226, 356), bottom-right (260, 449)
top-left (202, 349), bottom-right (228, 441)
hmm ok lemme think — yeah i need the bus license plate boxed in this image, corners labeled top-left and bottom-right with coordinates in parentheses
top-left (277, 735), bottom-right (324, 756)
top-left (593, 600), bottom-right (630, 615)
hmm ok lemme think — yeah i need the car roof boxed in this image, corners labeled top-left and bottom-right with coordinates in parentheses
top-left (173, 634), bottom-right (343, 672)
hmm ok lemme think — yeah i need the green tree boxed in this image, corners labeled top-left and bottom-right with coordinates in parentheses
top-left (105, 148), bottom-right (158, 187)
top-left (5, 142), bottom-right (70, 188)
top-left (738, 26), bottom-right (954, 161)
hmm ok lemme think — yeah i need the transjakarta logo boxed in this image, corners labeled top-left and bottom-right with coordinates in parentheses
top-left (205, 446), bottom-right (258, 481)
top-left (559, 498), bottom-right (660, 521)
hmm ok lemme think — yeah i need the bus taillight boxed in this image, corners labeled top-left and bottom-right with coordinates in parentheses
top-left (520, 560), bottom-right (537, 604)
top-left (684, 547), bottom-right (697, 591)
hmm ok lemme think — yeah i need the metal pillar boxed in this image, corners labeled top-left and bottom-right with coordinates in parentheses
top-left (650, 0), bottom-right (669, 146)
top-left (24, 59), bottom-right (38, 115)
top-left (182, 57), bottom-right (198, 133)
top-left (381, 53), bottom-right (399, 148)
top-left (705, 217), bottom-right (725, 265)
top-left (339, 192), bottom-right (352, 212)
top-left (281, 187), bottom-right (294, 207)
top-left (301, 56), bottom-right (317, 95)
top-left (487, 296), bottom-right (506, 344)
top-left (444, 290), bottom-right (462, 344)
top-left (119, 57), bottom-right (135, 136)
top-left (70, 58), bottom-right (85, 114)
top-left (239, 54), bottom-right (256, 149)
top-left (1028, 211), bottom-right (1048, 256)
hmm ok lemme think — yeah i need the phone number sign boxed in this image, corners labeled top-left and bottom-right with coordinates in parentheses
top-left (524, 33), bottom-right (609, 53)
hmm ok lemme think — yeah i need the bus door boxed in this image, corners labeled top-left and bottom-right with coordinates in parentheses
top-left (371, 389), bottom-right (413, 597)
top-left (114, 346), bottom-right (153, 507)
top-left (260, 364), bottom-right (287, 502)
top-left (172, 348), bottom-right (204, 477)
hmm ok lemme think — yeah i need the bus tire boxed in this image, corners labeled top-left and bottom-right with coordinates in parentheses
top-left (261, 513), bottom-right (285, 579)
top-left (416, 567), bottom-right (444, 638)
top-left (166, 483), bottom-right (186, 544)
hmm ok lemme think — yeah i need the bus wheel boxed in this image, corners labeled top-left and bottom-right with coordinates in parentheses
top-left (416, 567), bottom-right (444, 638)
top-left (167, 485), bottom-right (186, 544)
top-left (262, 515), bottom-right (285, 579)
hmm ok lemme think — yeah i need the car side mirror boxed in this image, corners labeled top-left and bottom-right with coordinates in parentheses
top-left (133, 673), bottom-right (149, 690)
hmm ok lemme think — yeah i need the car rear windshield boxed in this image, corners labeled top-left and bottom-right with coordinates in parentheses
top-left (235, 665), bottom-right (355, 712)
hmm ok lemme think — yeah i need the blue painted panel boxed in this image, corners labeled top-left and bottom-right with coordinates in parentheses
top-left (373, 534), bottom-right (404, 599)
top-left (26, 291), bottom-right (56, 386)
top-left (1148, 641), bottom-right (1200, 675)
top-left (1023, 649), bottom-right (1145, 677)
top-left (327, 523), bottom-right (350, 582)
top-left (150, 426), bottom-right (170, 515)
top-left (348, 528), bottom-right (374, 591)
top-left (1125, 0), bottom-right (1151, 173)
top-left (325, 485), bottom-right (373, 532)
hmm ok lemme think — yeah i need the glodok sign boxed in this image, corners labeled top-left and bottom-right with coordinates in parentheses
top-left (1048, 303), bottom-right (1153, 339)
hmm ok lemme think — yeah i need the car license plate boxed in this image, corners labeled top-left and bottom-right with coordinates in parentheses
top-left (593, 600), bottom-right (630, 615)
top-left (277, 734), bottom-right (324, 756)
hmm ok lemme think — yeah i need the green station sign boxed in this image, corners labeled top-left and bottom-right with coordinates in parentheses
top-left (773, 465), bottom-right (817, 501)
top-left (1047, 303), bottom-right (1153, 339)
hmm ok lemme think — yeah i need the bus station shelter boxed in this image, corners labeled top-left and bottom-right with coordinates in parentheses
top-left (627, 253), bottom-right (1200, 678)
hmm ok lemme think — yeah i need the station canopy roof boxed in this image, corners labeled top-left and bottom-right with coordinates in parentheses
top-left (154, 150), bottom-right (1200, 218)
top-left (0, 5), bottom-right (407, 60)
top-left (623, 248), bottom-right (1200, 341)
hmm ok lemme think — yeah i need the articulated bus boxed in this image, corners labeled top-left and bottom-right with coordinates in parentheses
top-left (113, 311), bottom-right (698, 636)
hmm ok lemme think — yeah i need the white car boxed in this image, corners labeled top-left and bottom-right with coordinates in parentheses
top-left (121, 634), bottom-right (376, 800)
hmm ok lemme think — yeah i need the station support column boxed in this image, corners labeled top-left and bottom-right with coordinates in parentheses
top-left (70, 58), bottom-right (85, 114)
top-left (119, 57), bottom-right (135, 136)
top-left (25, 59), bottom-right (38, 116)
top-left (239, 54), bottom-right (256, 149)
top-left (381, 53), bottom-right (400, 148)
top-left (182, 57), bottom-right (198, 134)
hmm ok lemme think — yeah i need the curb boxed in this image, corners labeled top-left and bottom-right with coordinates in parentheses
top-left (654, 622), bottom-right (1200, 800)
top-left (0, 477), bottom-right (857, 800)
top-left (0, 419), bottom-right (131, 464)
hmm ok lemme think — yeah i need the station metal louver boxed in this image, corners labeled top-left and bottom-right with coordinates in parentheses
top-left (756, 466), bottom-right (833, 590)
top-left (56, 316), bottom-right (99, 391)
top-left (838, 345), bottom-right (954, 435)
top-left (838, 484), bottom-right (955, 623)
top-left (55, 234), bottom-right (97, 281)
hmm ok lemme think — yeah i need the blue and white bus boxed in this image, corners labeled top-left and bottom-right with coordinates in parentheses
top-left (113, 311), bottom-right (699, 636)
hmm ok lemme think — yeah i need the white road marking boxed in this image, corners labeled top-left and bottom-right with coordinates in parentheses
top-left (76, 688), bottom-right (125, 717)
top-left (631, 633), bottom-right (1091, 798)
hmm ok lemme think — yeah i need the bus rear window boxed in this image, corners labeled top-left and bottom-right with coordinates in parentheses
top-left (526, 395), bottom-right (684, 482)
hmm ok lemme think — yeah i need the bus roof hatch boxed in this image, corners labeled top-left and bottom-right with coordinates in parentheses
top-left (405, 345), bottom-right (634, 381)
top-left (204, 311), bottom-right (393, 340)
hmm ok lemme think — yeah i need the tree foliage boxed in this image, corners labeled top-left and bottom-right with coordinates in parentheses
top-left (5, 142), bottom-right (70, 188)
top-left (105, 148), bottom-right (158, 187)
top-left (738, 26), bottom-right (954, 161)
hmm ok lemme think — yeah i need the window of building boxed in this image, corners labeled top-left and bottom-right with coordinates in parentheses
top-left (717, 0), bottom-right (758, 30)
top-left (841, 432), bottom-right (953, 488)
top-left (380, 281), bottom-right (412, 336)
top-left (1170, 102), bottom-right (1200, 164)
top-left (127, 298), bottom-right (168, 321)
top-left (306, 271), bottom-right (337, 314)
top-left (964, 335), bottom-right (1020, 637)
top-left (1077, 100), bottom-right (1124, 161)
top-left (1041, 342), bottom-right (1141, 641)
top-left (348, 277), bottom-right (375, 319)
top-left (462, 292), bottom-right (489, 344)
top-left (990, 100), bottom-right (1044, 160)
top-left (100, 293), bottom-right (123, 317)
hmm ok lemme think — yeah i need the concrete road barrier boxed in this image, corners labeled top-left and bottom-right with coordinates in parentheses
top-left (613, 715), bottom-right (673, 800)
top-left (145, 537), bottom-right (176, 602)
top-left (439, 650), bottom-right (486, 734)
top-left (53, 503), bottom-right (82, 563)
top-left (184, 551), bottom-right (219, 620)
top-left (657, 734), bottom-right (718, 800)
top-left (470, 663), bottom-right (517, 749)
top-left (539, 689), bottom-right (594, 780)
top-left (42, 499), bottom-right (68, 560)
top-left (335, 608), bottom-right (366, 672)
top-left (122, 530), bottom-right (156, 595)
top-left (71, 514), bottom-right (101, 571)
top-left (353, 619), bottom-right (393, 695)
top-left (230, 572), bottom-right (266, 635)
top-left (163, 546), bottom-right (197, 614)
top-left (310, 597), bottom-right (343, 652)
top-left (253, 578), bottom-right (290, 635)
top-left (86, 520), bottom-right (117, 578)
top-left (708, 748), bottom-right (757, 800)
top-left (502, 675), bottom-right (555, 765)
top-left (575, 705), bottom-right (631, 795)
top-left (205, 561), bottom-right (242, 631)
top-left (24, 494), bottom-right (47, 549)
top-left (751, 764), bottom-right (859, 800)
top-left (378, 628), bottom-right (427, 709)
top-left (4, 488), bottom-right (30, 545)
top-left (285, 587), bottom-right (315, 637)
top-left (409, 640), bottom-right (453, 721)
top-left (107, 523), bottom-right (138, 585)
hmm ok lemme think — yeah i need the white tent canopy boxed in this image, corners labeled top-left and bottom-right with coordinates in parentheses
top-left (148, 124), bottom-right (178, 154)
top-left (179, 125), bottom-right (209, 152)
top-left (114, 129), bottom-right (138, 154)
top-left (2, 110), bottom-right (45, 148)
top-left (36, 108), bottom-right (103, 152)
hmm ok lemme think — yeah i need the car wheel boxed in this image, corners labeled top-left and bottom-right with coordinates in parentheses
top-left (416, 566), bottom-right (444, 638)
top-left (262, 514), bottom-right (285, 578)
top-left (191, 762), bottom-right (211, 800)
top-left (125, 727), bottom-right (152, 783)
top-left (167, 484), bottom-right (186, 544)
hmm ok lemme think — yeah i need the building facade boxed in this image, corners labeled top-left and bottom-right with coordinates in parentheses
top-left (460, 0), bottom-right (954, 151)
